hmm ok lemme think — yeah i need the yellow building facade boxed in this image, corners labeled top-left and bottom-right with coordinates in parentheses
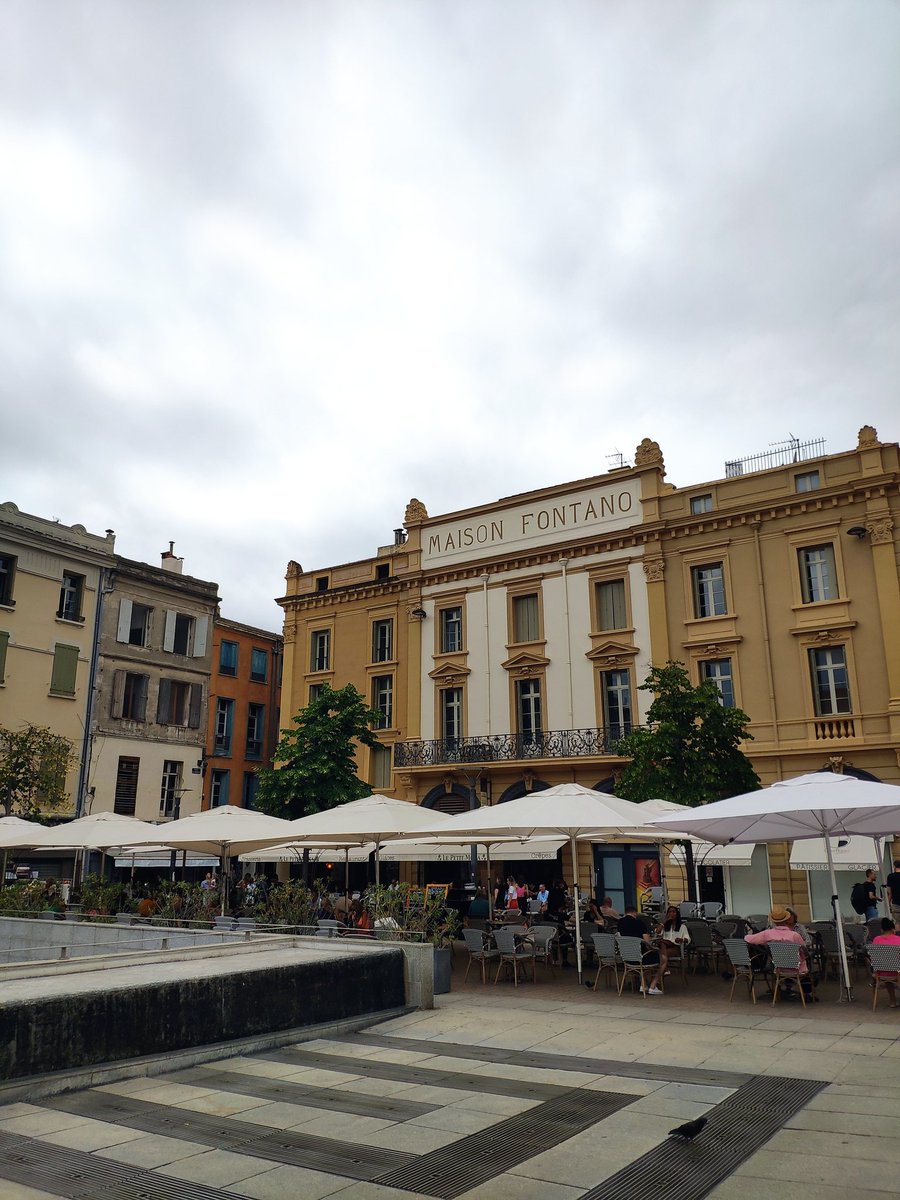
top-left (278, 426), bottom-right (900, 919)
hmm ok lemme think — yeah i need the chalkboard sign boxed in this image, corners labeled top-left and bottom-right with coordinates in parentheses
top-left (425, 883), bottom-right (450, 901)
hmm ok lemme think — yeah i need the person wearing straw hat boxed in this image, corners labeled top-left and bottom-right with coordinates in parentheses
top-left (745, 906), bottom-right (813, 1000)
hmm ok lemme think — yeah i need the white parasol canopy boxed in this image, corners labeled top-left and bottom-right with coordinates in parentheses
top-left (0, 815), bottom-right (47, 848)
top-left (33, 812), bottom-right (161, 851)
top-left (645, 771), bottom-right (900, 999)
top-left (412, 782), bottom-right (659, 981)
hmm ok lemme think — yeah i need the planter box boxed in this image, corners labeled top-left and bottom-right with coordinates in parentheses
top-left (433, 945), bottom-right (452, 994)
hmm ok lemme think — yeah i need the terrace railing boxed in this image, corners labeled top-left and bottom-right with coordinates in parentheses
top-left (393, 726), bottom-right (640, 769)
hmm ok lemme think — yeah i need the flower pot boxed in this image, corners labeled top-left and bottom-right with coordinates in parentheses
top-left (433, 945), bottom-right (452, 995)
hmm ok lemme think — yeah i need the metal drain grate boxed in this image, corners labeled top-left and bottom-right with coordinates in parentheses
top-left (579, 1074), bottom-right (826, 1200)
top-left (169, 1065), bottom-right (440, 1121)
top-left (375, 1087), bottom-right (630, 1199)
top-left (44, 1090), bottom-right (414, 1181)
top-left (346, 1032), bottom-right (749, 1089)
top-left (261, 1046), bottom-right (570, 1101)
top-left (0, 1130), bottom-right (245, 1200)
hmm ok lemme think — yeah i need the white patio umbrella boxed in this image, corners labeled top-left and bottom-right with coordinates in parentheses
top-left (119, 805), bottom-right (296, 912)
top-left (645, 771), bottom-right (900, 1001)
top-left (278, 794), bottom-right (451, 886)
top-left (0, 816), bottom-right (47, 886)
top-left (34, 812), bottom-right (163, 884)
top-left (412, 782), bottom-right (658, 982)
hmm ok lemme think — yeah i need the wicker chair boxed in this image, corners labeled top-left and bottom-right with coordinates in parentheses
top-left (722, 938), bottom-right (770, 1004)
top-left (493, 926), bottom-right (535, 986)
top-left (590, 932), bottom-right (621, 991)
top-left (462, 927), bottom-right (499, 984)
top-left (685, 919), bottom-right (722, 974)
top-left (615, 934), bottom-right (657, 996)
top-left (529, 925), bottom-right (558, 978)
top-left (865, 943), bottom-right (900, 1011)
top-left (768, 940), bottom-right (815, 1008)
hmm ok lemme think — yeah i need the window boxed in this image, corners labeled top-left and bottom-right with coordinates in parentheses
top-left (691, 563), bottom-right (727, 618)
top-left (516, 678), bottom-right (543, 747)
top-left (0, 554), bottom-right (16, 606)
top-left (809, 646), bottom-right (852, 715)
top-left (242, 771), bottom-right (258, 808)
top-left (120, 672), bottom-right (149, 721)
top-left (309, 683), bottom-right (324, 704)
top-left (372, 619), bottom-right (393, 663)
top-left (601, 669), bottom-right (633, 739)
top-left (700, 659), bottom-right (735, 708)
top-left (156, 679), bottom-right (202, 727)
top-left (0, 630), bottom-right (8, 684)
top-left (441, 687), bottom-right (463, 745)
top-left (57, 572), bottom-right (84, 621)
top-left (690, 494), bottom-right (713, 515)
top-left (315, 576), bottom-right (329, 592)
top-left (50, 643), bottom-right (79, 696)
top-left (310, 629), bottom-right (330, 672)
top-left (219, 640), bottom-right (238, 676)
top-left (250, 647), bottom-right (268, 682)
top-left (596, 580), bottom-right (627, 631)
top-left (795, 471), bottom-right (821, 493)
top-left (160, 760), bottom-right (183, 819)
top-left (246, 703), bottom-right (265, 758)
top-left (376, 562), bottom-right (390, 580)
top-left (371, 744), bottom-right (392, 790)
top-left (163, 610), bottom-right (208, 657)
top-left (440, 606), bottom-right (463, 653)
top-left (512, 593), bottom-right (540, 643)
top-left (117, 599), bottom-right (152, 648)
top-left (799, 545), bottom-right (837, 604)
top-left (372, 675), bottom-right (393, 729)
top-left (210, 768), bottom-right (230, 806)
top-left (114, 756), bottom-right (139, 816)
top-left (214, 697), bottom-right (234, 754)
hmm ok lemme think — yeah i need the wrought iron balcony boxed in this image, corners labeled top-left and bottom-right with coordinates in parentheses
top-left (393, 726), bottom-right (638, 769)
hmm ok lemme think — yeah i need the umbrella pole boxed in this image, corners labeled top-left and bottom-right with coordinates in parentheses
top-left (873, 836), bottom-right (889, 917)
top-left (221, 853), bottom-right (227, 916)
top-left (345, 847), bottom-right (350, 897)
top-left (375, 840), bottom-right (381, 888)
top-left (1, 848), bottom-right (6, 890)
top-left (486, 844), bottom-right (493, 921)
top-left (824, 835), bottom-right (854, 1002)
top-left (570, 836), bottom-right (583, 983)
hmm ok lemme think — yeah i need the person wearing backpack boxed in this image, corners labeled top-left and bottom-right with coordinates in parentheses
top-left (851, 870), bottom-right (879, 921)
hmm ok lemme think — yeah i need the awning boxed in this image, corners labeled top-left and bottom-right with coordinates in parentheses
top-left (789, 836), bottom-right (881, 872)
top-left (669, 841), bottom-right (756, 867)
top-left (113, 852), bottom-right (220, 868)
top-left (242, 839), bottom-right (565, 864)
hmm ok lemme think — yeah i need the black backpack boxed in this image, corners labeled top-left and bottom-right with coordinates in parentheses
top-left (850, 882), bottom-right (868, 915)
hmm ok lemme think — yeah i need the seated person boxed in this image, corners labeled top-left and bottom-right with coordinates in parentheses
top-left (467, 888), bottom-right (490, 921)
top-left (584, 898), bottom-right (606, 927)
top-left (546, 879), bottom-right (574, 966)
top-left (536, 882), bottom-right (549, 912)
top-left (872, 917), bottom-right (900, 1007)
top-left (599, 896), bottom-right (621, 920)
top-left (657, 905), bottom-right (691, 964)
top-left (745, 906), bottom-right (812, 999)
top-left (618, 904), bottom-right (666, 993)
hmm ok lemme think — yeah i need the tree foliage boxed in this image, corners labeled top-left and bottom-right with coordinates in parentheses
top-left (0, 723), bottom-right (76, 819)
top-left (254, 683), bottom-right (382, 820)
top-left (614, 662), bottom-right (759, 807)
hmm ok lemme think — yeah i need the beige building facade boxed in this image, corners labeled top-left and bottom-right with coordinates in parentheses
top-left (88, 548), bottom-right (219, 824)
top-left (277, 426), bottom-right (900, 919)
top-left (0, 502), bottom-right (116, 814)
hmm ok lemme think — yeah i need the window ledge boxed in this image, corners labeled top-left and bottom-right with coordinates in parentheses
top-left (0, 602), bottom-right (15, 611)
top-left (55, 616), bottom-right (85, 626)
top-left (48, 690), bottom-right (76, 700)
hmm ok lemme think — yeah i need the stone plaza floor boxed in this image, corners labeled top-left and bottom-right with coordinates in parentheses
top-left (1, 963), bottom-right (899, 1199)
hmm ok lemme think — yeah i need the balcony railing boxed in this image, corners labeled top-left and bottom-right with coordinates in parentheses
top-left (393, 726), bottom-right (640, 769)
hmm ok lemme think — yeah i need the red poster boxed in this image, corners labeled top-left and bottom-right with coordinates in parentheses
top-left (635, 857), bottom-right (660, 913)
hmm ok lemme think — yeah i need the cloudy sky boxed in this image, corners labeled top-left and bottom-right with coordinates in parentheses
top-left (2, 1), bottom-right (898, 631)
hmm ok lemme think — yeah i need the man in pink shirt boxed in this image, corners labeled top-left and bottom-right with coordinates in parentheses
top-left (745, 906), bottom-right (811, 999)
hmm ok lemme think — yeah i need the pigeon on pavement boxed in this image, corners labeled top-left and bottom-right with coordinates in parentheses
top-left (668, 1116), bottom-right (708, 1140)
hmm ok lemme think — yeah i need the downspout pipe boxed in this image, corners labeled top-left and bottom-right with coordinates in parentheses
top-left (76, 566), bottom-right (110, 819)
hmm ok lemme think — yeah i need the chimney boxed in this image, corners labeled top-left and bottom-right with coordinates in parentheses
top-left (161, 540), bottom-right (184, 574)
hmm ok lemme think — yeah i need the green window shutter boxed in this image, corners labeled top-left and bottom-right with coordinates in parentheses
top-left (0, 630), bottom-right (8, 684)
top-left (50, 643), bottom-right (79, 696)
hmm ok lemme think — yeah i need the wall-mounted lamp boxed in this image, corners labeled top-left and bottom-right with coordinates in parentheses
top-left (846, 526), bottom-right (868, 539)
top-left (410, 608), bottom-right (427, 619)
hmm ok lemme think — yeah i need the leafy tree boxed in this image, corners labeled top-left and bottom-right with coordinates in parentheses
top-left (254, 683), bottom-right (382, 820)
top-left (0, 723), bottom-right (76, 819)
top-left (614, 662), bottom-right (759, 807)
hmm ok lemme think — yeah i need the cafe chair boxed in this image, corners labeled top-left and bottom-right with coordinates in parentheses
top-left (768, 941), bottom-right (816, 1008)
top-left (462, 927), bottom-right (499, 984)
top-left (699, 902), bottom-right (723, 921)
top-left (493, 925), bottom-right (535, 987)
top-left (685, 919), bottom-right (722, 974)
top-left (529, 925), bottom-right (558, 978)
top-left (722, 938), bottom-right (770, 1004)
top-left (866, 943), bottom-right (900, 1011)
top-left (615, 935), bottom-right (655, 997)
top-left (590, 932), bottom-right (621, 991)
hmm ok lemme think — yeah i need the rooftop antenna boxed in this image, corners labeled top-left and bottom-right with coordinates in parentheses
top-left (607, 450), bottom-right (627, 470)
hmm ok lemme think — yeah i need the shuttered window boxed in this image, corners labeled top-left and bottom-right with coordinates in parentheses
top-left (596, 580), bottom-right (627, 630)
top-left (0, 630), bottom-right (8, 684)
top-left (114, 757), bottom-right (140, 816)
top-left (50, 643), bottom-right (79, 696)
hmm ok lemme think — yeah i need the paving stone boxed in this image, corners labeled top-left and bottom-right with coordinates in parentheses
top-left (230, 1162), bottom-right (355, 1199)
top-left (456, 1172), bottom-right (586, 1199)
top-left (94, 1133), bottom-right (215, 1168)
top-left (766, 1127), bottom-right (900, 1163)
top-left (786, 1109), bottom-right (900, 1137)
top-left (733, 1149), bottom-right (900, 1190)
top-left (41, 1121), bottom-right (147, 1151)
top-left (158, 1148), bottom-right (281, 1188)
top-left (0, 1110), bottom-right (91, 1136)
